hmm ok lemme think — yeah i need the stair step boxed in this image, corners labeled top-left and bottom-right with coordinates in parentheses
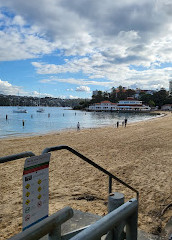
top-left (61, 210), bottom-right (160, 240)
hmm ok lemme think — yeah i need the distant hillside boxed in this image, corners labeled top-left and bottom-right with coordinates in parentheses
top-left (0, 94), bottom-right (83, 107)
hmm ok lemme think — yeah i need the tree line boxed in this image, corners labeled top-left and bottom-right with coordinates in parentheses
top-left (76, 86), bottom-right (172, 109)
top-left (0, 94), bottom-right (83, 107)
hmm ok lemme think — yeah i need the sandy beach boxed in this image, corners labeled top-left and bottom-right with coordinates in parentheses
top-left (0, 112), bottom-right (172, 239)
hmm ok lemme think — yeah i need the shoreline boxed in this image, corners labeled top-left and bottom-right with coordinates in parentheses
top-left (0, 111), bottom-right (171, 239)
top-left (0, 111), bottom-right (164, 141)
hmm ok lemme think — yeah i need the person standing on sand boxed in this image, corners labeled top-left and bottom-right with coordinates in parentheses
top-left (77, 122), bottom-right (80, 131)
top-left (116, 121), bottom-right (119, 128)
top-left (124, 118), bottom-right (127, 127)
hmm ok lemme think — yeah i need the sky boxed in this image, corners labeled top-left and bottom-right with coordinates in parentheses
top-left (0, 0), bottom-right (172, 99)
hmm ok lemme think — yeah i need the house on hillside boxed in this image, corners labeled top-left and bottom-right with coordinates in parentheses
top-left (134, 89), bottom-right (156, 99)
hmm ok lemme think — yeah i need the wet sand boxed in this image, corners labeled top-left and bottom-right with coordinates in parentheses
top-left (0, 112), bottom-right (172, 239)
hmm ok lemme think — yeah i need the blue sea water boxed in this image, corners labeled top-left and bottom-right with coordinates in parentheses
top-left (0, 106), bottom-right (157, 138)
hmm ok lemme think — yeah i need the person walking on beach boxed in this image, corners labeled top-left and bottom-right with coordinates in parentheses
top-left (122, 121), bottom-right (124, 127)
top-left (77, 122), bottom-right (80, 131)
top-left (124, 118), bottom-right (127, 127)
top-left (116, 121), bottom-right (119, 128)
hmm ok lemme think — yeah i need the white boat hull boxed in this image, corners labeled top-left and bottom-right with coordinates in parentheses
top-left (13, 109), bottom-right (27, 113)
top-left (36, 108), bottom-right (44, 113)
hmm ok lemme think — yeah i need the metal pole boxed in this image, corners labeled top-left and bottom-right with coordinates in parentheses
top-left (107, 192), bottom-right (125, 240)
top-left (109, 176), bottom-right (112, 194)
top-left (108, 192), bottom-right (124, 212)
top-left (126, 202), bottom-right (138, 240)
top-left (49, 225), bottom-right (61, 240)
top-left (0, 152), bottom-right (35, 164)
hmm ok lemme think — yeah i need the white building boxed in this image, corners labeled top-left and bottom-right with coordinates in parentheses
top-left (118, 98), bottom-right (151, 111)
top-left (88, 101), bottom-right (117, 111)
top-left (88, 98), bottom-right (151, 112)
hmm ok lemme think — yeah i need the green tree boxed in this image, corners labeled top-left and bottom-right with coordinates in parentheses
top-left (148, 100), bottom-right (155, 107)
top-left (140, 94), bottom-right (153, 104)
top-left (153, 89), bottom-right (168, 108)
top-left (126, 89), bottom-right (136, 97)
top-left (91, 90), bottom-right (104, 103)
top-left (103, 91), bottom-right (110, 100)
top-left (109, 87), bottom-right (117, 102)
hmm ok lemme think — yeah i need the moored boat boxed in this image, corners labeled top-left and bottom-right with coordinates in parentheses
top-left (36, 107), bottom-right (44, 113)
top-left (13, 108), bottom-right (27, 113)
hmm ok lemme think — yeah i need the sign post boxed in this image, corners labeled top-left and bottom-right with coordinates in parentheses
top-left (23, 153), bottom-right (51, 231)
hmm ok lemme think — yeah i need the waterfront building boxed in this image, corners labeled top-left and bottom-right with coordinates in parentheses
top-left (88, 98), bottom-right (151, 112)
top-left (117, 97), bottom-right (151, 111)
top-left (88, 101), bottom-right (117, 111)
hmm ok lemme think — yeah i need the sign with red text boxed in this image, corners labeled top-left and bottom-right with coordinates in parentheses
top-left (23, 153), bottom-right (51, 231)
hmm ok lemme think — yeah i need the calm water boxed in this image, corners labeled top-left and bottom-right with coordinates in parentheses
top-left (0, 106), bottom-right (157, 138)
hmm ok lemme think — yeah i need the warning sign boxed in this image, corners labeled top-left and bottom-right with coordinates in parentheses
top-left (22, 153), bottom-right (51, 231)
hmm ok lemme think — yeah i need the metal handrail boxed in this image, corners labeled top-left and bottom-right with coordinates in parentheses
top-left (70, 198), bottom-right (138, 240)
top-left (8, 207), bottom-right (74, 240)
top-left (42, 145), bottom-right (139, 200)
top-left (0, 151), bottom-right (35, 164)
top-left (0, 146), bottom-right (139, 199)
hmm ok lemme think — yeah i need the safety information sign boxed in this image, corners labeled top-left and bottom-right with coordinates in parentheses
top-left (22, 153), bottom-right (51, 231)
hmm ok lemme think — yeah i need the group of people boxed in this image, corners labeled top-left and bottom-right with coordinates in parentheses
top-left (116, 118), bottom-right (127, 128)
top-left (77, 118), bottom-right (127, 131)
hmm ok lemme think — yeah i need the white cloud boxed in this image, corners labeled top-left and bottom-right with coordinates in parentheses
top-left (38, 65), bottom-right (172, 90)
top-left (58, 95), bottom-right (80, 99)
top-left (66, 88), bottom-right (74, 91)
top-left (0, 0), bottom-right (172, 90)
top-left (30, 91), bottom-right (52, 97)
top-left (76, 86), bottom-right (91, 92)
top-left (68, 95), bottom-right (80, 99)
top-left (1, 0), bottom-right (172, 64)
top-left (0, 12), bottom-right (56, 61)
top-left (12, 15), bottom-right (25, 26)
top-left (40, 77), bottom-right (113, 87)
top-left (0, 79), bottom-right (24, 95)
top-left (0, 79), bottom-right (52, 97)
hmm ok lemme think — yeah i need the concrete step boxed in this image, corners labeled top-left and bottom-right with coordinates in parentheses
top-left (61, 209), bottom-right (161, 240)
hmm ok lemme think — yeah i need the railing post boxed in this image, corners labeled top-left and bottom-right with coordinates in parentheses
top-left (109, 176), bottom-right (112, 194)
top-left (49, 225), bottom-right (61, 240)
top-left (126, 201), bottom-right (138, 240)
top-left (107, 192), bottom-right (125, 240)
top-left (108, 192), bottom-right (124, 212)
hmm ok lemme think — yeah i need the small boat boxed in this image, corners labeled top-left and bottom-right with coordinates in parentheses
top-left (36, 90), bottom-right (44, 113)
top-left (13, 92), bottom-right (27, 113)
top-left (13, 108), bottom-right (27, 113)
top-left (36, 107), bottom-right (44, 113)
